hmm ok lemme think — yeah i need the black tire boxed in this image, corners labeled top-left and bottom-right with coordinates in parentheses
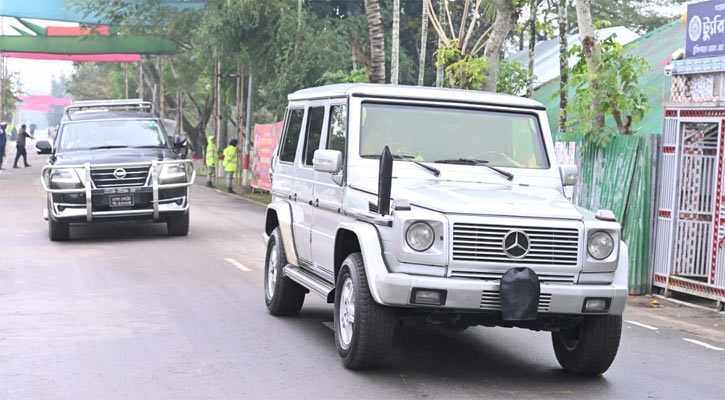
top-left (334, 252), bottom-right (395, 370)
top-left (552, 315), bottom-right (622, 376)
top-left (264, 227), bottom-right (305, 316)
top-left (167, 212), bottom-right (190, 236)
top-left (48, 218), bottom-right (69, 241)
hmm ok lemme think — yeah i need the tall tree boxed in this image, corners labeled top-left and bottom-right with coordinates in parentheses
top-left (574, 0), bottom-right (603, 132)
top-left (391, 0), bottom-right (400, 84)
top-left (526, 0), bottom-right (537, 98)
top-left (435, 0), bottom-right (444, 87)
top-left (558, 0), bottom-right (568, 135)
top-left (418, 2), bottom-right (428, 86)
top-left (364, 0), bottom-right (387, 83)
top-left (482, 0), bottom-right (515, 92)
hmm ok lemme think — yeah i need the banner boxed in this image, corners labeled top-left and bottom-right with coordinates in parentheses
top-left (686, 0), bottom-right (725, 58)
top-left (251, 121), bottom-right (283, 191)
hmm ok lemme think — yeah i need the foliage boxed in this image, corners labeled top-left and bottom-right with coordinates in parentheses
top-left (497, 60), bottom-right (528, 95)
top-left (47, 74), bottom-right (69, 127)
top-left (1, 75), bottom-right (20, 122)
top-left (319, 69), bottom-right (371, 85)
top-left (565, 34), bottom-right (650, 147)
top-left (587, 0), bottom-right (687, 34)
top-left (434, 40), bottom-right (489, 90)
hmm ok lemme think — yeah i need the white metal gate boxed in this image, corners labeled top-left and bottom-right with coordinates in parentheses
top-left (653, 108), bottom-right (725, 306)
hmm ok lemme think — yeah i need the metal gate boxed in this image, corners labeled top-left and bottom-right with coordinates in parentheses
top-left (653, 108), bottom-right (725, 306)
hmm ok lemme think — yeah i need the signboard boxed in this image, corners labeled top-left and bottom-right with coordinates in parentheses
top-left (687, 0), bottom-right (725, 58)
top-left (251, 122), bottom-right (283, 191)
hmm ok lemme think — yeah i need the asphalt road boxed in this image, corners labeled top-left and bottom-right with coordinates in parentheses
top-left (1, 150), bottom-right (724, 399)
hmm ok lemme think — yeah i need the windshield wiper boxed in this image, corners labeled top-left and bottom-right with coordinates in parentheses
top-left (88, 145), bottom-right (129, 150)
top-left (434, 158), bottom-right (514, 181)
top-left (132, 145), bottom-right (167, 148)
top-left (361, 153), bottom-right (441, 177)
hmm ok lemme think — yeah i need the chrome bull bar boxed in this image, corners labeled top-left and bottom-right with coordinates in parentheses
top-left (40, 160), bottom-right (196, 223)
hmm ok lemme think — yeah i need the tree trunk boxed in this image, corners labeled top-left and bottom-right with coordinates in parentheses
top-left (435, 0), bottom-right (444, 87)
top-left (364, 0), bottom-right (386, 84)
top-left (391, 0), bottom-right (400, 84)
top-left (482, 0), bottom-right (515, 92)
top-left (527, 0), bottom-right (536, 98)
top-left (418, 2), bottom-right (428, 86)
top-left (574, 0), bottom-right (603, 131)
top-left (558, 0), bottom-right (568, 135)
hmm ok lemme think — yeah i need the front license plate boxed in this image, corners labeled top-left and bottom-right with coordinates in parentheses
top-left (110, 195), bottom-right (134, 207)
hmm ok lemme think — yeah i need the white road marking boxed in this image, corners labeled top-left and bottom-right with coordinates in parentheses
top-left (322, 321), bottom-right (335, 331)
top-left (225, 258), bottom-right (251, 272)
top-left (625, 320), bottom-right (658, 330)
top-left (682, 338), bottom-right (724, 351)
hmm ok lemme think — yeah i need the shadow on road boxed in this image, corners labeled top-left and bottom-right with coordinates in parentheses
top-left (63, 221), bottom-right (172, 243)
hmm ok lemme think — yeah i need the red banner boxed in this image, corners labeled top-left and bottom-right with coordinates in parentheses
top-left (251, 122), bottom-right (283, 191)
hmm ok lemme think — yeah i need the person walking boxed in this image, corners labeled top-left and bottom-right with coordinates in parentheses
top-left (205, 134), bottom-right (218, 188)
top-left (13, 124), bottom-right (32, 168)
top-left (0, 122), bottom-right (7, 170)
top-left (223, 139), bottom-right (239, 193)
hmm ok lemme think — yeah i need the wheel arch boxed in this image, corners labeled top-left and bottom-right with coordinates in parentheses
top-left (335, 221), bottom-right (389, 304)
top-left (265, 201), bottom-right (298, 266)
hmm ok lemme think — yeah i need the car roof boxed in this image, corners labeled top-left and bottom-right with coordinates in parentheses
top-left (288, 83), bottom-right (545, 110)
top-left (62, 111), bottom-right (158, 122)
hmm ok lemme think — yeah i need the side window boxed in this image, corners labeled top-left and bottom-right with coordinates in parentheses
top-left (302, 106), bottom-right (325, 166)
top-left (327, 105), bottom-right (347, 163)
top-left (280, 108), bottom-right (304, 162)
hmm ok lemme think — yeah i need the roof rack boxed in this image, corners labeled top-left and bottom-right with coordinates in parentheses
top-left (64, 99), bottom-right (154, 120)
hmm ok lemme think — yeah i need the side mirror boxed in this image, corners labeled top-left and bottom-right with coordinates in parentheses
top-left (172, 134), bottom-right (187, 149)
top-left (312, 149), bottom-right (343, 173)
top-left (36, 140), bottom-right (52, 155)
top-left (560, 164), bottom-right (578, 186)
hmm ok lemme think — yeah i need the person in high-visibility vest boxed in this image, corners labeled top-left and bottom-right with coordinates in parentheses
top-left (223, 139), bottom-right (239, 193)
top-left (205, 135), bottom-right (218, 188)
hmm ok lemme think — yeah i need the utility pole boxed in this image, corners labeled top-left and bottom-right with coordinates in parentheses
top-left (138, 58), bottom-right (144, 100)
top-left (214, 60), bottom-right (222, 183)
top-left (159, 56), bottom-right (165, 118)
top-left (242, 74), bottom-right (253, 191)
top-left (236, 64), bottom-right (245, 187)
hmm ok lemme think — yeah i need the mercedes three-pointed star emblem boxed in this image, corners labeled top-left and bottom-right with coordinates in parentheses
top-left (502, 230), bottom-right (530, 259)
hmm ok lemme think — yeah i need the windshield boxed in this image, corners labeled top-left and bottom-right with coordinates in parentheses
top-left (360, 103), bottom-right (549, 169)
top-left (57, 119), bottom-right (168, 152)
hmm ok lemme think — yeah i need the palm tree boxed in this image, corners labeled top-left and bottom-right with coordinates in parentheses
top-left (364, 0), bottom-right (386, 84)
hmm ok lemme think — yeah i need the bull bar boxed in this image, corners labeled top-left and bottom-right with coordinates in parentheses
top-left (41, 159), bottom-right (196, 223)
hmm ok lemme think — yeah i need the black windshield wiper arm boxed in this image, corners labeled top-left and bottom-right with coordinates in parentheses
top-left (361, 153), bottom-right (441, 177)
top-left (434, 158), bottom-right (513, 181)
top-left (89, 145), bottom-right (129, 150)
top-left (132, 145), bottom-right (167, 148)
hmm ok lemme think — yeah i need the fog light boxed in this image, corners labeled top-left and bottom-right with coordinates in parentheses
top-left (583, 298), bottom-right (610, 313)
top-left (411, 288), bottom-right (447, 306)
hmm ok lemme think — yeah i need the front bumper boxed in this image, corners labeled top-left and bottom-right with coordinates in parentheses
top-left (41, 160), bottom-right (195, 223)
top-left (374, 273), bottom-right (628, 315)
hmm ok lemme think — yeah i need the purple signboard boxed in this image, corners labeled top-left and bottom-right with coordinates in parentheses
top-left (687, 0), bottom-right (725, 58)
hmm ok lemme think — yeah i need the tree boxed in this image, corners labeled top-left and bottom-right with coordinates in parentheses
top-left (574, 0), bottom-right (603, 133)
top-left (418, 3), bottom-right (428, 86)
top-left (47, 74), bottom-right (68, 127)
top-left (482, 0), bottom-right (515, 92)
top-left (526, 0), bottom-right (537, 98)
top-left (391, 0), bottom-right (400, 84)
top-left (558, 0), bottom-right (568, 135)
top-left (364, 0), bottom-right (387, 83)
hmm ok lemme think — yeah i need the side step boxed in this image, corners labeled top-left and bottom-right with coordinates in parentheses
top-left (284, 264), bottom-right (335, 303)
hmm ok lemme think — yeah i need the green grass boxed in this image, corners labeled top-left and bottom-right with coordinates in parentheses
top-left (244, 192), bottom-right (272, 204)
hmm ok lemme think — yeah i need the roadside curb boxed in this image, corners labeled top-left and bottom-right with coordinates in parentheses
top-left (196, 181), bottom-right (267, 207)
top-left (653, 294), bottom-right (725, 315)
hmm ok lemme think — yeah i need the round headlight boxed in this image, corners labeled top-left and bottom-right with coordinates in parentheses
top-left (406, 221), bottom-right (435, 252)
top-left (588, 231), bottom-right (614, 260)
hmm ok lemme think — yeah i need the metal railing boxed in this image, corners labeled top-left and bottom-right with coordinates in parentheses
top-left (41, 159), bottom-right (196, 223)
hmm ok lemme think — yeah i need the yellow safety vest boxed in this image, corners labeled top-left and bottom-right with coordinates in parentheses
top-left (206, 136), bottom-right (218, 167)
top-left (223, 145), bottom-right (238, 172)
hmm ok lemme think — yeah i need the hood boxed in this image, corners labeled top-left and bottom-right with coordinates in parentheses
top-left (52, 147), bottom-right (177, 166)
top-left (356, 177), bottom-right (583, 220)
top-left (207, 136), bottom-right (215, 146)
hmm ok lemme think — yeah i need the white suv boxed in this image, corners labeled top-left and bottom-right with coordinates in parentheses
top-left (262, 84), bottom-right (627, 375)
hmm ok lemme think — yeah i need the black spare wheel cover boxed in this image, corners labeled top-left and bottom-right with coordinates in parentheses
top-left (500, 267), bottom-right (540, 321)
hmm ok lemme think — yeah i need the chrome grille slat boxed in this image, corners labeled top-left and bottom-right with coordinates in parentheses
top-left (451, 270), bottom-right (576, 284)
top-left (90, 166), bottom-right (150, 188)
top-left (452, 223), bottom-right (579, 266)
top-left (480, 290), bottom-right (553, 312)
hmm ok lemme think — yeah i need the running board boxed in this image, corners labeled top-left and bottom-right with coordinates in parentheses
top-left (284, 264), bottom-right (335, 303)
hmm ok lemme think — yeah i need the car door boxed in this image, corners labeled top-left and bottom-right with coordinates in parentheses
top-left (291, 103), bottom-right (326, 267)
top-left (274, 107), bottom-right (305, 261)
top-left (310, 102), bottom-right (347, 282)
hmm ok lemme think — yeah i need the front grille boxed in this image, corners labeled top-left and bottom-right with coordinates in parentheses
top-left (91, 166), bottom-right (150, 188)
top-left (452, 223), bottom-right (579, 266)
top-left (480, 290), bottom-right (552, 312)
top-left (449, 270), bottom-right (576, 284)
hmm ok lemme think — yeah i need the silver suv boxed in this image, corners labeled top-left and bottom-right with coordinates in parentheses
top-left (263, 84), bottom-right (627, 375)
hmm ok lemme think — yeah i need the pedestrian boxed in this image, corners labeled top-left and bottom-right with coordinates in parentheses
top-left (205, 134), bottom-right (218, 188)
top-left (13, 124), bottom-right (32, 168)
top-left (0, 122), bottom-right (7, 170)
top-left (223, 139), bottom-right (239, 193)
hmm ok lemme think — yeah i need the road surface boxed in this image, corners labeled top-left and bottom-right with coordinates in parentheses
top-left (1, 150), bottom-right (724, 399)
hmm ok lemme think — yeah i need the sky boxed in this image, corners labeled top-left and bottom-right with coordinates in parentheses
top-left (1, 17), bottom-right (76, 95)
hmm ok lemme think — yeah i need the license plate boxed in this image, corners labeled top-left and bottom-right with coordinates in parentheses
top-left (110, 195), bottom-right (134, 207)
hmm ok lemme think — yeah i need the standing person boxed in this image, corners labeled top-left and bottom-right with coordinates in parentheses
top-left (0, 122), bottom-right (7, 170)
top-left (13, 124), bottom-right (32, 168)
top-left (223, 139), bottom-right (239, 193)
top-left (205, 134), bottom-right (218, 188)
